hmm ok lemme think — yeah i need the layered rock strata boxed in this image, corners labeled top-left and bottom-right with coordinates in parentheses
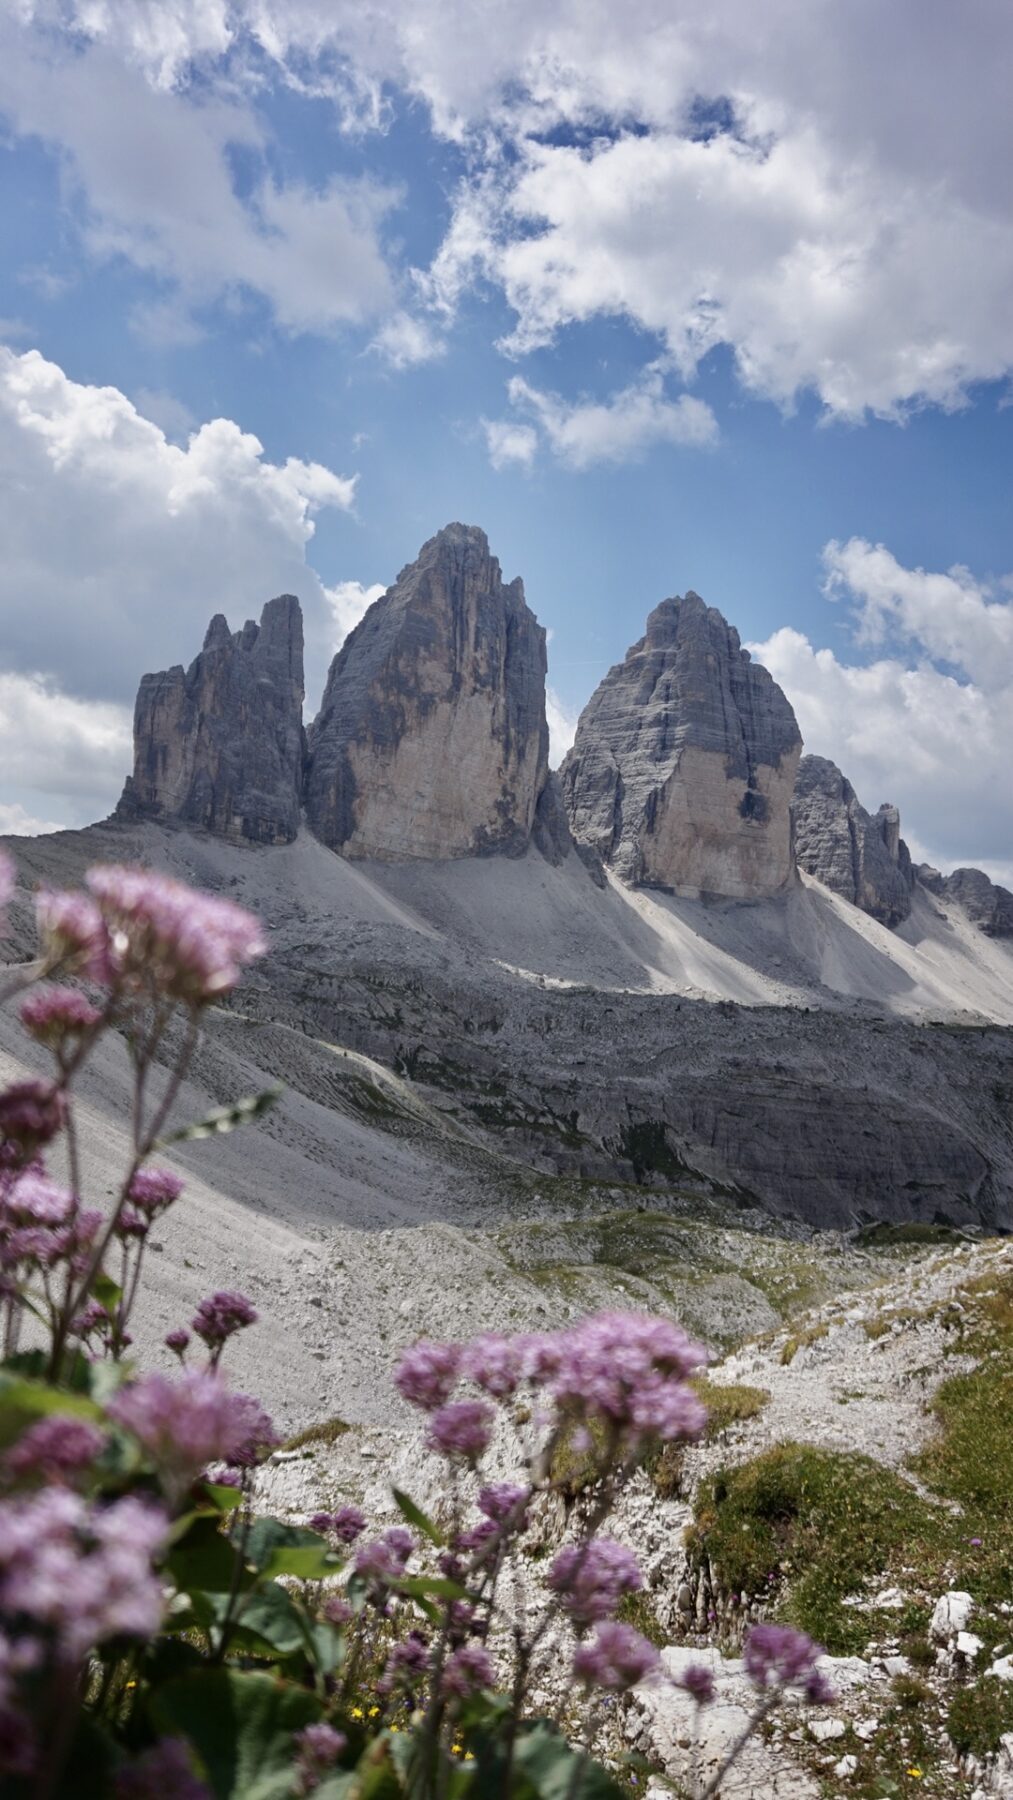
top-left (305, 524), bottom-right (550, 861)
top-left (116, 597), bottom-right (304, 845)
top-left (560, 592), bottom-right (802, 898)
top-left (792, 754), bottom-right (914, 927)
top-left (917, 864), bottom-right (1013, 937)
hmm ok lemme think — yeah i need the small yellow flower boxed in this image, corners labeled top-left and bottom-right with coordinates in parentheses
top-left (350, 1706), bottom-right (364, 1720)
top-left (451, 1743), bottom-right (463, 1756)
top-left (907, 1771), bottom-right (923, 1780)
top-left (368, 1705), bottom-right (380, 1717)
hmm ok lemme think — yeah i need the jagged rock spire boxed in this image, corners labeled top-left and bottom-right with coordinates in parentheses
top-left (116, 595), bottom-right (305, 845)
top-left (561, 592), bottom-right (802, 898)
top-left (304, 523), bottom-right (551, 861)
top-left (792, 754), bottom-right (914, 926)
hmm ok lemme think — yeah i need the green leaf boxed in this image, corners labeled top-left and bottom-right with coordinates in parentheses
top-left (149, 1667), bottom-right (320, 1800)
top-left (158, 1086), bottom-right (282, 1147)
top-left (512, 1726), bottom-right (627, 1800)
top-left (167, 1515), bottom-right (253, 1595)
top-left (391, 1488), bottom-right (445, 1546)
top-left (93, 1271), bottom-right (122, 1315)
top-left (392, 1576), bottom-right (467, 1602)
top-left (244, 1516), bottom-right (339, 1582)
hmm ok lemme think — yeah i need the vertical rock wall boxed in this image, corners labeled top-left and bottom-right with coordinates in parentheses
top-left (304, 524), bottom-right (550, 861)
top-left (116, 596), bottom-right (305, 845)
top-left (560, 593), bottom-right (802, 898)
top-left (792, 754), bottom-right (913, 927)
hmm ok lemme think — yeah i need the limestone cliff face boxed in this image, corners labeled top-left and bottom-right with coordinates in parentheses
top-left (792, 754), bottom-right (914, 927)
top-left (304, 524), bottom-right (550, 861)
top-left (917, 864), bottom-right (1013, 937)
top-left (560, 592), bottom-right (802, 898)
top-left (116, 596), bottom-right (304, 845)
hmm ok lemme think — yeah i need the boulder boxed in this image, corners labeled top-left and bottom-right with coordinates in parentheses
top-left (560, 592), bottom-right (802, 898)
top-left (116, 596), bottom-right (304, 845)
top-left (792, 755), bottom-right (914, 926)
top-left (304, 524), bottom-right (550, 861)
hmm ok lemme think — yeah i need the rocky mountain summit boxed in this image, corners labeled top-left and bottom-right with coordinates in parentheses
top-left (792, 754), bottom-right (914, 927)
top-left (560, 593), bottom-right (803, 898)
top-left (116, 594), bottom-right (304, 845)
top-left (305, 523), bottom-right (551, 860)
top-left (918, 863), bottom-right (1013, 938)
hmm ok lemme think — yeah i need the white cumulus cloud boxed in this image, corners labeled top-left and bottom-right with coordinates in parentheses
top-left (500, 368), bottom-right (718, 468)
top-left (325, 579), bottom-right (386, 645)
top-left (751, 539), bottom-right (1013, 880)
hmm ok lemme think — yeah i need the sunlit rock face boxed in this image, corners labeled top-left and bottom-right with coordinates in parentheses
top-left (792, 754), bottom-right (914, 927)
top-left (116, 596), bottom-right (304, 845)
top-left (560, 592), bottom-right (802, 899)
top-left (304, 523), bottom-right (550, 861)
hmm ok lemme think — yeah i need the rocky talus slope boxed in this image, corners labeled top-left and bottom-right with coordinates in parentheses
top-left (258, 1236), bottom-right (1013, 1798)
top-left (305, 523), bottom-right (551, 859)
top-left (116, 594), bottom-right (305, 844)
top-left (792, 752), bottom-right (915, 926)
top-left (561, 591), bottom-right (803, 898)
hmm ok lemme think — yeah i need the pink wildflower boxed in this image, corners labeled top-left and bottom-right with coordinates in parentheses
top-left (461, 1332), bottom-right (524, 1398)
top-left (19, 986), bottom-right (102, 1049)
top-left (547, 1539), bottom-right (642, 1626)
top-left (394, 1339), bottom-right (461, 1411)
top-left (4, 1416), bottom-right (105, 1485)
top-left (354, 1526), bottom-right (414, 1587)
top-left (427, 1399), bottom-right (493, 1464)
top-left (477, 1482), bottom-right (529, 1525)
top-left (128, 1169), bottom-right (184, 1217)
top-left (35, 888), bottom-right (109, 982)
top-left (84, 865), bottom-right (265, 1003)
top-left (441, 1642), bottom-right (494, 1700)
top-left (572, 1621), bottom-right (659, 1691)
top-left (164, 1329), bottom-right (190, 1357)
top-left (191, 1290), bottom-right (258, 1358)
top-left (109, 1369), bottom-right (277, 1493)
top-left (0, 1490), bottom-right (167, 1661)
top-left (676, 1661), bottom-right (717, 1705)
top-left (310, 1505), bottom-right (365, 1545)
top-left (294, 1722), bottom-right (346, 1792)
top-left (0, 1081), bottom-right (66, 1156)
top-left (743, 1624), bottom-right (828, 1693)
top-left (547, 1311), bottom-right (707, 1444)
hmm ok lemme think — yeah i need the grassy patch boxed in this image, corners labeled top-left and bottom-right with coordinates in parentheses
top-left (688, 1442), bottom-right (941, 1653)
top-left (693, 1378), bottom-right (769, 1434)
top-left (615, 1590), bottom-right (667, 1648)
top-left (282, 1416), bottom-right (351, 1452)
top-left (779, 1322), bottom-right (829, 1365)
top-left (947, 1676), bottom-right (1013, 1759)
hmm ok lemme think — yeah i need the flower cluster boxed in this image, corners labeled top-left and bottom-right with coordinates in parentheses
top-left (191, 1289), bottom-right (259, 1362)
top-left (572, 1621), bottom-right (659, 1691)
top-left (309, 1504), bottom-right (366, 1545)
top-left (442, 1642), bottom-right (495, 1701)
top-left (743, 1624), bottom-right (833, 1702)
top-left (19, 986), bottom-right (102, 1051)
top-left (0, 1488), bottom-right (167, 1663)
top-left (36, 865), bottom-right (265, 1006)
top-left (354, 1525), bottom-right (415, 1591)
top-left (547, 1539), bottom-right (642, 1627)
top-left (3, 1415), bottom-right (106, 1486)
top-left (109, 1370), bottom-right (278, 1498)
top-left (395, 1310), bottom-right (707, 1460)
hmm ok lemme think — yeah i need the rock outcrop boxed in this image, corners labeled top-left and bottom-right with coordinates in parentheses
top-left (560, 592), bottom-right (802, 898)
top-left (917, 864), bottom-right (1013, 937)
top-left (116, 597), bottom-right (304, 845)
top-left (304, 524), bottom-right (550, 861)
top-left (792, 755), bottom-right (914, 927)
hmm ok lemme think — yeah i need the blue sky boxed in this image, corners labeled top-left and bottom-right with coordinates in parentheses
top-left (0, 0), bottom-right (1011, 880)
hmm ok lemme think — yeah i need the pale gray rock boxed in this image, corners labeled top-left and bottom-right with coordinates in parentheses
top-left (116, 596), bottom-right (304, 845)
top-left (792, 755), bottom-right (914, 927)
top-left (304, 523), bottom-right (550, 860)
top-left (918, 865), bottom-right (1013, 937)
top-left (561, 592), bottom-right (802, 898)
